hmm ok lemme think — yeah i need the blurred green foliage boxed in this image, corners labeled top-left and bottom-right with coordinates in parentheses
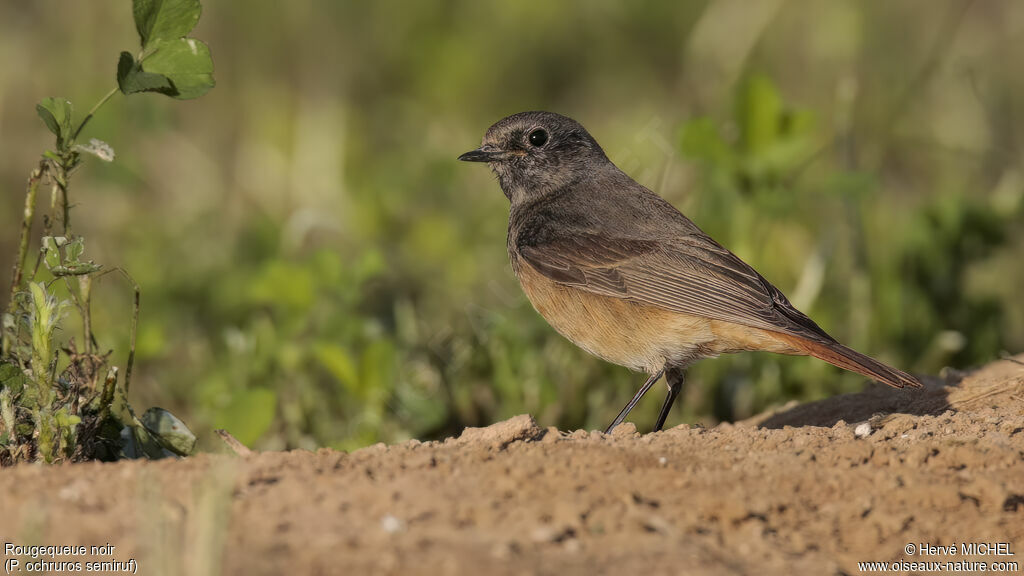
top-left (1, 1), bottom-right (1021, 451)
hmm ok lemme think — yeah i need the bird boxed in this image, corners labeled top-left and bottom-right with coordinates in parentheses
top-left (458, 111), bottom-right (921, 434)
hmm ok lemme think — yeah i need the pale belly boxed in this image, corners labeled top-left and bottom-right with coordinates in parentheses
top-left (515, 261), bottom-right (801, 373)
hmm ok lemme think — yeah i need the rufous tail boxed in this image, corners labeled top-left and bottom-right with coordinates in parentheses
top-left (778, 335), bottom-right (922, 389)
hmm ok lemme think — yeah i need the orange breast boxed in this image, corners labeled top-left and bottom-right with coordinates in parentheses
top-left (515, 261), bottom-right (802, 372)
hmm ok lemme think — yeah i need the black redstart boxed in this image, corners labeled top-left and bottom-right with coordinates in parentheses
top-left (459, 111), bottom-right (921, 433)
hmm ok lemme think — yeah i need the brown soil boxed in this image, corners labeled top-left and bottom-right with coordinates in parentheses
top-left (2, 357), bottom-right (1023, 576)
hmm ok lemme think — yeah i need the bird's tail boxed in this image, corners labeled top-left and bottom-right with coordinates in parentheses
top-left (777, 334), bottom-right (922, 389)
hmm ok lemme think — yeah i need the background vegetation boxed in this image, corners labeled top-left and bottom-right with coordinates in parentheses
top-left (1, 0), bottom-right (1021, 452)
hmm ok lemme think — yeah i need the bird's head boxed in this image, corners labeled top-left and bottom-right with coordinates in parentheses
top-left (459, 111), bottom-right (608, 202)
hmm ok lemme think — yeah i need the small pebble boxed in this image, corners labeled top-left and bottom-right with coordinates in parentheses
top-left (854, 422), bottom-right (873, 439)
top-left (610, 422), bottom-right (638, 437)
top-left (381, 515), bottom-right (404, 534)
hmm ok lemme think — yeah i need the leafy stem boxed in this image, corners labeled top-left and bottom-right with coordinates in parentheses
top-left (2, 0), bottom-right (210, 465)
top-left (70, 86), bottom-right (119, 144)
top-left (4, 160), bottom-right (48, 353)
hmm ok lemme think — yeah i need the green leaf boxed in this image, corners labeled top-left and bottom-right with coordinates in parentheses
top-left (42, 237), bottom-right (62, 270)
top-left (359, 339), bottom-right (396, 400)
top-left (29, 282), bottom-right (47, 315)
top-left (680, 117), bottom-right (734, 168)
top-left (37, 107), bottom-right (61, 137)
top-left (141, 39), bottom-right (215, 100)
top-left (0, 363), bottom-right (26, 396)
top-left (736, 74), bottom-right (782, 155)
top-left (54, 409), bottom-right (82, 428)
top-left (49, 263), bottom-right (103, 277)
top-left (117, 52), bottom-right (175, 96)
top-left (216, 388), bottom-right (276, 447)
top-left (36, 97), bottom-right (73, 143)
top-left (140, 407), bottom-right (196, 456)
top-left (133, 0), bottom-right (202, 47)
top-left (124, 420), bottom-right (170, 459)
top-left (66, 239), bottom-right (84, 263)
top-left (314, 343), bottom-right (358, 394)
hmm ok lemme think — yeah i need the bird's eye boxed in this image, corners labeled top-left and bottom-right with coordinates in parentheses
top-left (528, 129), bottom-right (548, 147)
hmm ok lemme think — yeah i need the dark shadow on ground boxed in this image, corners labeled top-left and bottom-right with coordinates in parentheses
top-left (756, 373), bottom-right (955, 429)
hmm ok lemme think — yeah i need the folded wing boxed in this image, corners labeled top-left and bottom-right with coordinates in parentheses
top-left (518, 231), bottom-right (834, 344)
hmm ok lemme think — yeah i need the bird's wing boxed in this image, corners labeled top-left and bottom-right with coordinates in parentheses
top-left (518, 231), bottom-right (834, 343)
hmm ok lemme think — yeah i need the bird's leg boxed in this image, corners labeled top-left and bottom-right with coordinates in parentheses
top-left (605, 369), bottom-right (664, 434)
top-left (653, 367), bottom-right (686, 432)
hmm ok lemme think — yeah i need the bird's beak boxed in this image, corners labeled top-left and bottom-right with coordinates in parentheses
top-left (458, 145), bottom-right (503, 162)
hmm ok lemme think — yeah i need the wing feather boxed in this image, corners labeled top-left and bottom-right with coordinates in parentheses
top-left (518, 232), bottom-right (833, 343)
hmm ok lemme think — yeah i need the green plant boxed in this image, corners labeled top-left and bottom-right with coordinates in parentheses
top-left (0, 0), bottom-right (215, 464)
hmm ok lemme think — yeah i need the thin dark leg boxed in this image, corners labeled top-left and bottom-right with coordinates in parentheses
top-left (653, 368), bottom-right (686, 432)
top-left (605, 369), bottom-right (664, 434)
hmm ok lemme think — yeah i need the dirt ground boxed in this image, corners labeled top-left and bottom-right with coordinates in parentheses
top-left (1, 357), bottom-right (1022, 576)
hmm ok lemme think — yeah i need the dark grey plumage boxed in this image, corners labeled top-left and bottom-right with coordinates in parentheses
top-left (459, 111), bottom-right (921, 432)
top-left (483, 112), bottom-right (832, 345)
